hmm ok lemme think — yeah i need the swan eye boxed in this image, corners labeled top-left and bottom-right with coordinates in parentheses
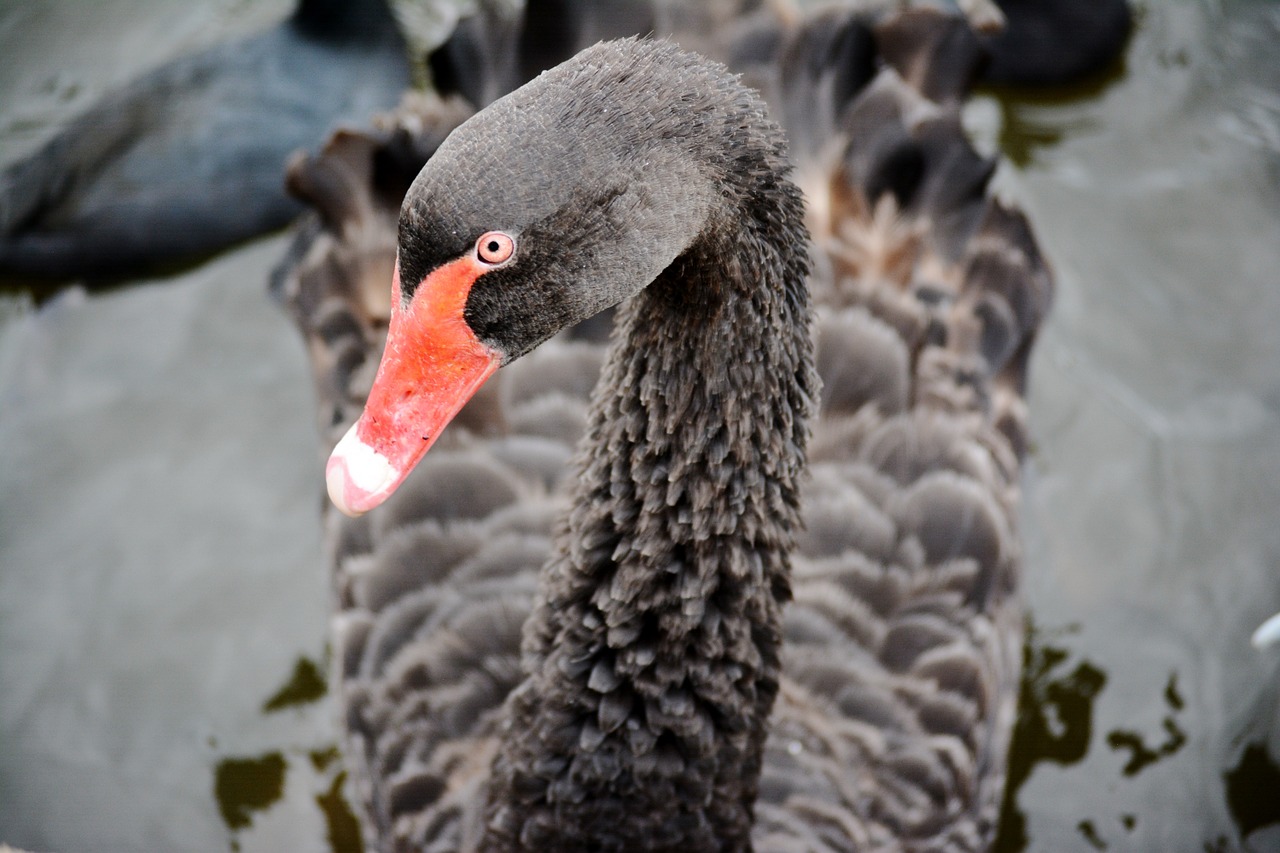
top-left (475, 231), bottom-right (515, 266)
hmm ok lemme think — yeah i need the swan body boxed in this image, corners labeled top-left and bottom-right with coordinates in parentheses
top-left (428, 0), bottom-right (659, 110)
top-left (277, 8), bottom-right (1051, 850)
top-left (0, 0), bottom-right (410, 281)
top-left (429, 0), bottom-right (1132, 118)
top-left (976, 0), bottom-right (1132, 86)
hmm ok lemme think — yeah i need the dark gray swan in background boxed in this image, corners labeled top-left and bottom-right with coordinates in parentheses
top-left (427, 0), bottom-right (1131, 111)
top-left (274, 6), bottom-right (1052, 851)
top-left (0, 0), bottom-right (409, 281)
top-left (0, 0), bottom-right (1128, 285)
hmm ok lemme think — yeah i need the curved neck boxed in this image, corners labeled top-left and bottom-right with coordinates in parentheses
top-left (484, 195), bottom-right (815, 850)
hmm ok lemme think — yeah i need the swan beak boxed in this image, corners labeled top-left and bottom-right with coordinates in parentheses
top-left (326, 257), bottom-right (503, 517)
top-left (326, 349), bottom-right (500, 517)
top-left (326, 423), bottom-right (402, 517)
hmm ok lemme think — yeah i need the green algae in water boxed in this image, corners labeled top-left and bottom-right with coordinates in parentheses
top-left (317, 770), bottom-right (364, 853)
top-left (994, 623), bottom-right (1108, 852)
top-left (1077, 818), bottom-right (1107, 850)
top-left (310, 745), bottom-right (342, 773)
top-left (214, 752), bottom-right (287, 831)
top-left (262, 656), bottom-right (327, 713)
top-left (1105, 672), bottom-right (1187, 777)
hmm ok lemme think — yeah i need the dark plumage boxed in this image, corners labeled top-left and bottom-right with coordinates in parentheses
top-left (662, 0), bottom-right (1132, 95)
top-left (0, 0), bottom-right (410, 281)
top-left (428, 0), bottom-right (657, 110)
top-left (276, 8), bottom-right (1052, 851)
top-left (978, 0), bottom-right (1133, 87)
top-left (442, 45), bottom-right (815, 850)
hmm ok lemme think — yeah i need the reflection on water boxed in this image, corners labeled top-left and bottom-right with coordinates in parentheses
top-left (993, 70), bottom-right (1128, 170)
top-left (2, 1), bottom-right (1280, 852)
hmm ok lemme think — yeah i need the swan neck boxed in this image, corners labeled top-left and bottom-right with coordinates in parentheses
top-left (485, 196), bottom-right (815, 849)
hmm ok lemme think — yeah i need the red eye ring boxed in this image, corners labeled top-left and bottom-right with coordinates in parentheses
top-left (475, 231), bottom-right (515, 266)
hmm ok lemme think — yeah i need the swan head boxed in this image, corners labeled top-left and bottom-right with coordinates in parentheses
top-left (326, 38), bottom-right (790, 517)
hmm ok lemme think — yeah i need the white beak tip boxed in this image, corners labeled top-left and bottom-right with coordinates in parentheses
top-left (325, 423), bottom-right (397, 517)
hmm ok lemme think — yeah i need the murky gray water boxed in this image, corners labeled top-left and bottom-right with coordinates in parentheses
top-left (985, 3), bottom-right (1280, 849)
top-left (1, 1), bottom-right (1278, 852)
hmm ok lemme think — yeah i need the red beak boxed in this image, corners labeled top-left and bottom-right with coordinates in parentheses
top-left (326, 256), bottom-right (501, 517)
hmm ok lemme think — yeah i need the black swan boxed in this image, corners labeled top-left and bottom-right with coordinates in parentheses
top-left (427, 0), bottom-right (658, 111)
top-left (975, 0), bottom-right (1132, 87)
top-left (0, 0), bottom-right (409, 282)
top-left (276, 13), bottom-right (1051, 851)
top-left (428, 0), bottom-right (1132, 116)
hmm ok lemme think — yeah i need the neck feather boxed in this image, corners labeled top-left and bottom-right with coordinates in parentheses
top-left (484, 188), bottom-right (815, 851)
